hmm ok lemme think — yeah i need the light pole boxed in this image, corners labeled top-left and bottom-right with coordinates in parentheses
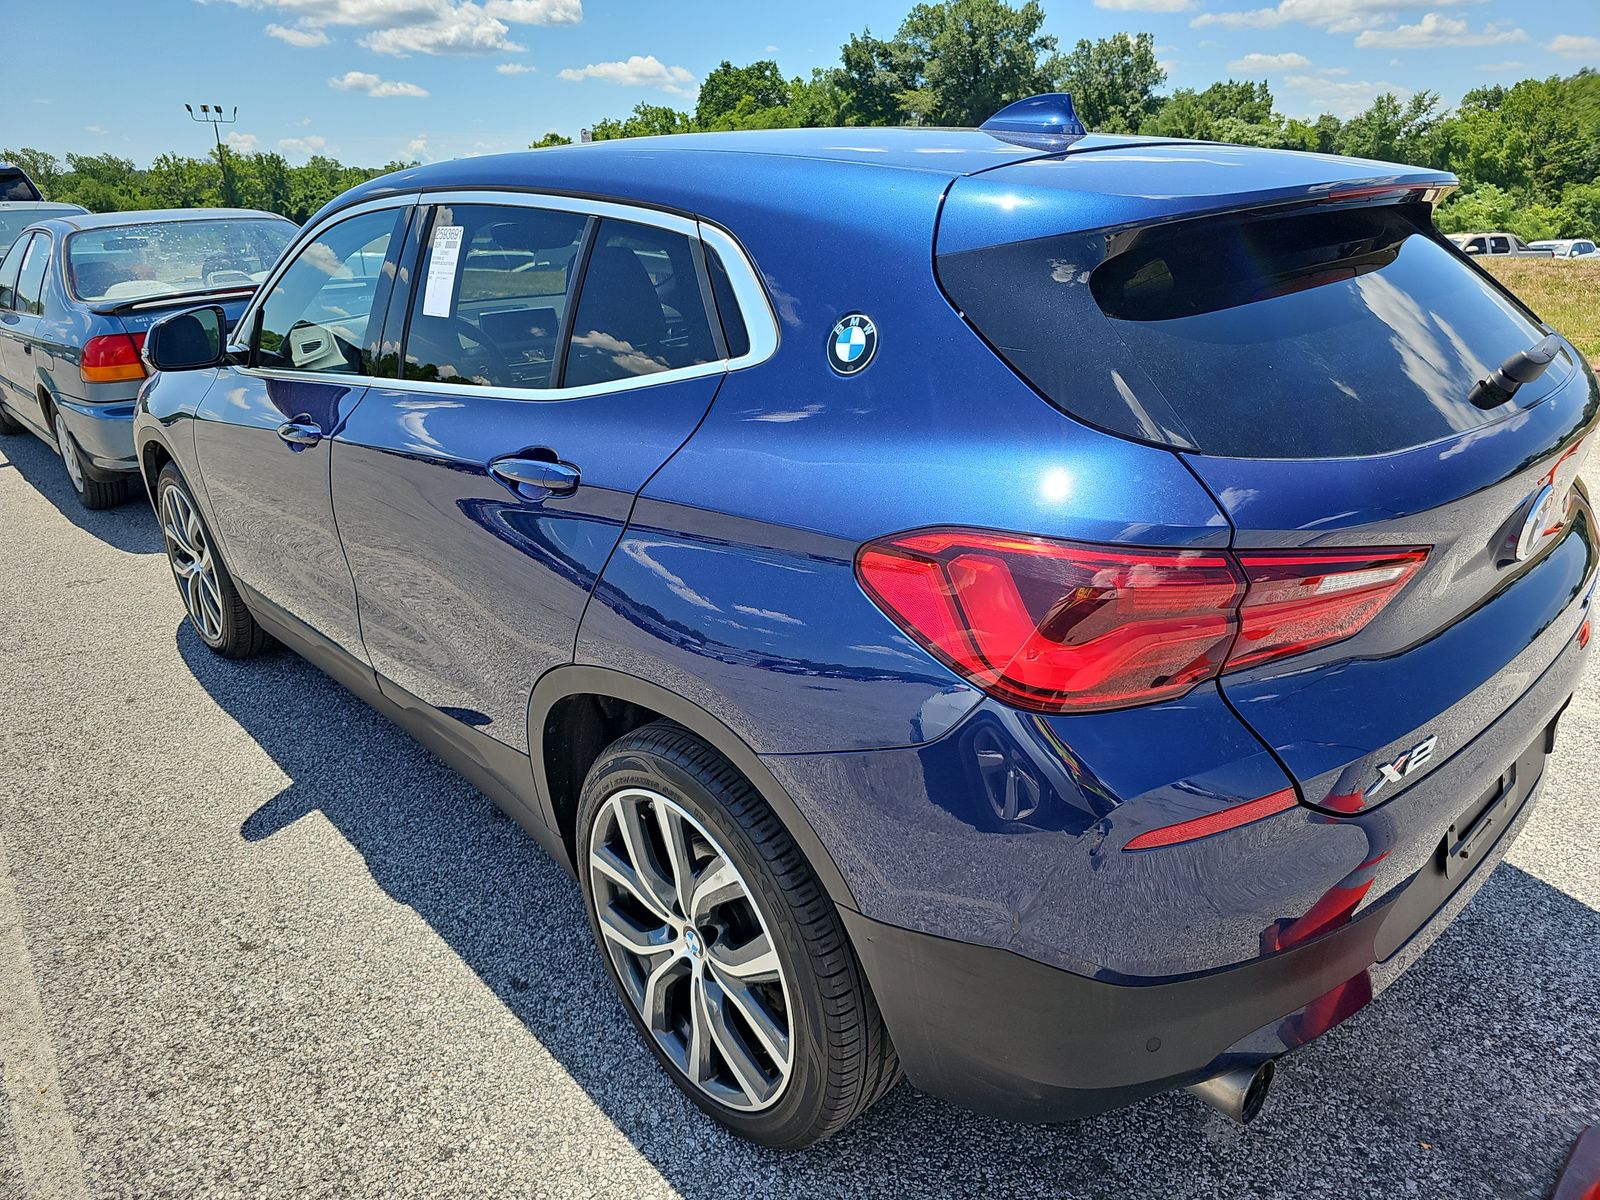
top-left (186, 103), bottom-right (238, 207)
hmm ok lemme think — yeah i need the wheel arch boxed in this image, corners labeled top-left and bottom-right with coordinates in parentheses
top-left (527, 664), bottom-right (857, 910)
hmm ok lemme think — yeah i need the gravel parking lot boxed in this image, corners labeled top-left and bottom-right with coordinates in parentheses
top-left (1, 428), bottom-right (1597, 1200)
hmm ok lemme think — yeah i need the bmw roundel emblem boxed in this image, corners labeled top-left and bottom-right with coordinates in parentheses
top-left (828, 313), bottom-right (878, 375)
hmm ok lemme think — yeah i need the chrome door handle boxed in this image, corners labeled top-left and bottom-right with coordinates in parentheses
top-left (276, 418), bottom-right (323, 447)
top-left (489, 455), bottom-right (580, 496)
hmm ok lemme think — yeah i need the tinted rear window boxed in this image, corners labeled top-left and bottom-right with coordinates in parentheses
top-left (938, 203), bottom-right (1558, 458)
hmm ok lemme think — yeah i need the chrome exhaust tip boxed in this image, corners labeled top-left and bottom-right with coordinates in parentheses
top-left (1184, 1060), bottom-right (1275, 1124)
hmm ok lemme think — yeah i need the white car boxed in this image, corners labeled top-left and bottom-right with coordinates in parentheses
top-left (1530, 238), bottom-right (1599, 259)
top-left (1448, 232), bottom-right (1555, 257)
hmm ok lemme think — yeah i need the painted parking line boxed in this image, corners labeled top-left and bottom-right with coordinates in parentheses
top-left (0, 824), bottom-right (89, 1200)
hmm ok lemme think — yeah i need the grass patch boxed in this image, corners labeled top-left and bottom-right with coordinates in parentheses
top-left (1479, 258), bottom-right (1600, 363)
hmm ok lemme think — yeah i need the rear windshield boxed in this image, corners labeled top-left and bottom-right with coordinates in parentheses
top-left (66, 217), bottom-right (294, 304)
top-left (937, 203), bottom-right (1558, 458)
top-left (0, 207), bottom-right (81, 255)
top-left (0, 170), bottom-right (42, 201)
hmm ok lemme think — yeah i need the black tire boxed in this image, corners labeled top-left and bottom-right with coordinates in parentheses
top-left (0, 403), bottom-right (22, 434)
top-left (155, 463), bottom-right (270, 659)
top-left (54, 408), bottom-right (131, 510)
top-left (576, 721), bottom-right (900, 1148)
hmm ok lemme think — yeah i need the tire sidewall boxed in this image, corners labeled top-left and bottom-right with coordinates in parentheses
top-left (576, 740), bottom-right (839, 1146)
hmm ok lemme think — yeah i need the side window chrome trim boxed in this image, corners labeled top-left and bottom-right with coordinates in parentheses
top-left (698, 221), bottom-right (778, 370)
top-left (238, 357), bottom-right (729, 402)
top-left (231, 187), bottom-right (779, 394)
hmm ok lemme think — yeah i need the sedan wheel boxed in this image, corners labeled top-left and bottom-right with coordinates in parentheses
top-left (53, 408), bottom-right (129, 509)
top-left (589, 786), bottom-right (794, 1112)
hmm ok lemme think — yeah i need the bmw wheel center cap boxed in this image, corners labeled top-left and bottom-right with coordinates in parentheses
top-left (828, 313), bottom-right (878, 375)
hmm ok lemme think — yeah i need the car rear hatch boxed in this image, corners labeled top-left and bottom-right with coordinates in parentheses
top-left (936, 143), bottom-right (1599, 817)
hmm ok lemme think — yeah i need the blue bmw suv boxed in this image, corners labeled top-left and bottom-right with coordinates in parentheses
top-left (132, 96), bottom-right (1596, 1148)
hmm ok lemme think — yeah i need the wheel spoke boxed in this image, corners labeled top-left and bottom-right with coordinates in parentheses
top-left (702, 978), bottom-right (774, 1105)
top-left (688, 856), bottom-right (742, 922)
top-left (654, 804), bottom-right (698, 919)
top-left (639, 952), bottom-right (686, 1033)
top-left (686, 970), bottom-right (717, 1086)
top-left (616, 799), bottom-right (679, 920)
top-left (711, 973), bottom-right (790, 1069)
top-left (597, 902), bottom-right (671, 954)
top-left (705, 930), bottom-right (781, 984)
top-left (592, 845), bottom-right (676, 927)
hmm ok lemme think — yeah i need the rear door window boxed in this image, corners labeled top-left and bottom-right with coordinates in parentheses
top-left (15, 234), bottom-right (49, 315)
top-left (0, 235), bottom-right (28, 309)
top-left (403, 204), bottom-right (587, 389)
top-left (1489, 236), bottom-right (1510, 254)
top-left (563, 218), bottom-right (719, 388)
top-left (937, 203), bottom-right (1558, 458)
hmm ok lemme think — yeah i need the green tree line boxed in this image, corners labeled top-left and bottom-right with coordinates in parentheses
top-left (0, 146), bottom-right (415, 225)
top-left (11, 0), bottom-right (1599, 238)
top-left (563, 0), bottom-right (1600, 240)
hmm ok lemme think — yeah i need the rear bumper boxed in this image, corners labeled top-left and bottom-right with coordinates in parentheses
top-left (844, 720), bottom-right (1556, 1124)
top-left (55, 395), bottom-right (138, 476)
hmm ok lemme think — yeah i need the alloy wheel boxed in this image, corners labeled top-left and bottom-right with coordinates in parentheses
top-left (588, 787), bottom-right (794, 1112)
top-left (160, 484), bottom-right (225, 643)
top-left (55, 411), bottom-right (84, 493)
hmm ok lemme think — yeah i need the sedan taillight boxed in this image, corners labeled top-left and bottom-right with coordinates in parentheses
top-left (81, 333), bottom-right (147, 384)
top-left (856, 529), bottom-right (1427, 714)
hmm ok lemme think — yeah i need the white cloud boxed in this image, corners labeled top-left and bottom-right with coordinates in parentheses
top-left (1545, 33), bottom-right (1600, 58)
top-left (495, 61), bottom-right (535, 73)
top-left (328, 69), bottom-right (429, 97)
top-left (1355, 14), bottom-right (1525, 48)
top-left (1474, 58), bottom-right (1525, 69)
top-left (279, 134), bottom-right (329, 157)
top-left (265, 22), bottom-right (329, 45)
top-left (219, 0), bottom-right (579, 56)
top-left (483, 0), bottom-right (580, 20)
top-left (1282, 73), bottom-right (1411, 116)
top-left (226, 131), bottom-right (260, 152)
top-left (558, 54), bottom-right (696, 96)
top-left (1194, 0), bottom-right (1488, 33)
top-left (84, 124), bottom-right (107, 135)
top-left (1094, 0), bottom-right (1195, 10)
top-left (1227, 50), bottom-right (1312, 70)
top-left (406, 133), bottom-right (429, 160)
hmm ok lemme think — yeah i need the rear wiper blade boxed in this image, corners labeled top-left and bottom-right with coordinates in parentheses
top-left (1469, 334), bottom-right (1564, 409)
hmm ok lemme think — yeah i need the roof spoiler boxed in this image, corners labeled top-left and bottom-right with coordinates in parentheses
top-left (89, 286), bottom-right (256, 317)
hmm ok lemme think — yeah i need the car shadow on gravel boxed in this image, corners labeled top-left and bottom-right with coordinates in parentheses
top-left (0, 432), bottom-right (162, 555)
top-left (179, 625), bottom-right (1600, 1200)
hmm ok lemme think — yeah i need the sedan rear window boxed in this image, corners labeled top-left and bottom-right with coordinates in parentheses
top-left (67, 218), bottom-right (293, 304)
top-left (937, 203), bottom-right (1559, 458)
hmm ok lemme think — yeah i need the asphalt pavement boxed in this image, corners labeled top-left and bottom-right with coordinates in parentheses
top-left (1, 427), bottom-right (1597, 1199)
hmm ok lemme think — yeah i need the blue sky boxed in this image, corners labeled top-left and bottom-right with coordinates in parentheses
top-left (10, 0), bottom-right (1598, 166)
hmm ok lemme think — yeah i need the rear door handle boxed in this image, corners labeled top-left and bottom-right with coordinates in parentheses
top-left (489, 455), bottom-right (580, 496)
top-left (21, 344), bottom-right (31, 356)
top-left (276, 418), bottom-right (323, 447)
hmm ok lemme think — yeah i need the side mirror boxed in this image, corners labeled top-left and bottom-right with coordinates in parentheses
top-left (143, 305), bottom-right (227, 372)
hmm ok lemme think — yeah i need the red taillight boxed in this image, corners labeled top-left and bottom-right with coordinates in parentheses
top-left (856, 530), bottom-right (1429, 714)
top-left (1229, 548), bottom-right (1428, 671)
top-left (857, 531), bottom-right (1244, 713)
top-left (1124, 788), bottom-right (1298, 851)
top-left (81, 333), bottom-right (146, 384)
